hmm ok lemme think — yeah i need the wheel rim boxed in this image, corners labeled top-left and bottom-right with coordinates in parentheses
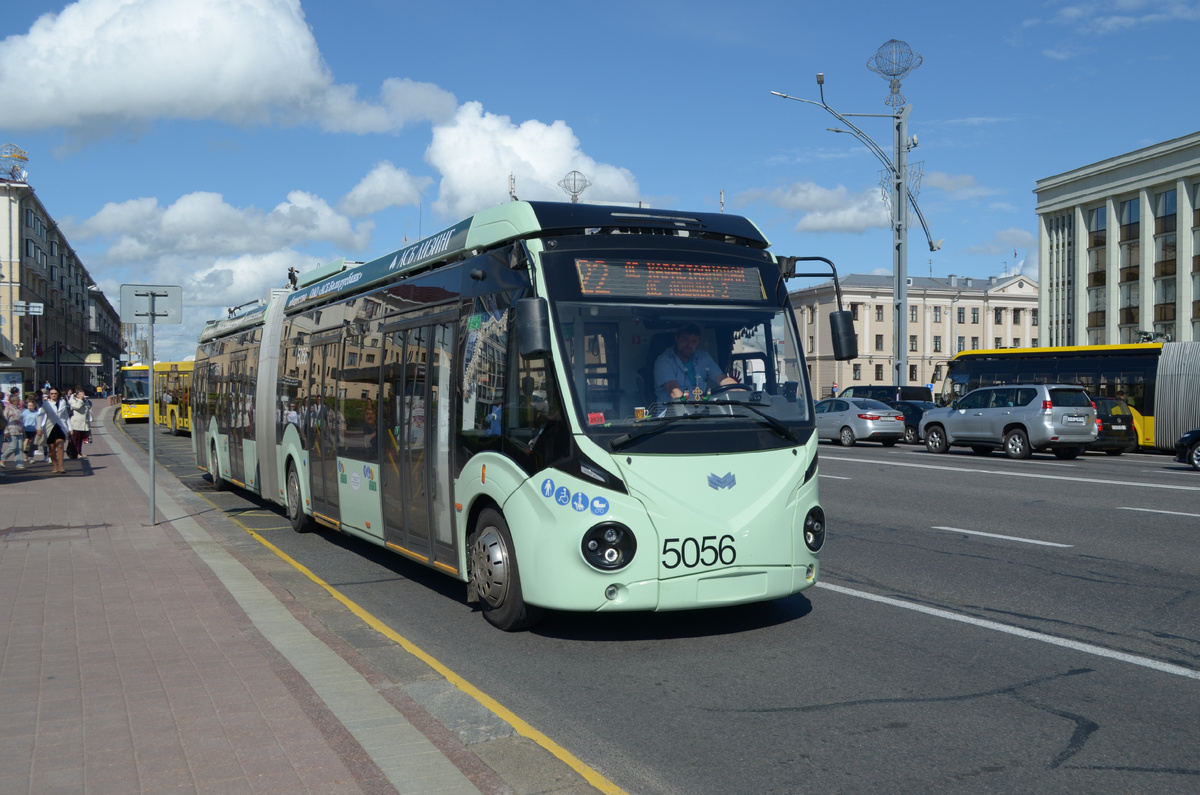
top-left (470, 526), bottom-right (510, 608)
top-left (1007, 435), bottom-right (1024, 455)
top-left (288, 469), bottom-right (301, 517)
top-left (840, 428), bottom-right (853, 445)
top-left (1191, 445), bottom-right (1200, 469)
top-left (928, 429), bottom-right (942, 450)
top-left (905, 426), bottom-right (917, 444)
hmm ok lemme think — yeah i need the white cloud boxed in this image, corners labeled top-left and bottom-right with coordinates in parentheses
top-left (340, 162), bottom-right (432, 217)
top-left (739, 182), bottom-right (888, 234)
top-left (924, 171), bottom-right (1001, 200)
top-left (73, 190), bottom-right (372, 262)
top-left (426, 102), bottom-right (640, 220)
top-left (0, 0), bottom-right (456, 133)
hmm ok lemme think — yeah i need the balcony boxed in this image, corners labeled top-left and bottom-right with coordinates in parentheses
top-left (1155, 259), bottom-right (1177, 277)
top-left (1119, 265), bottom-right (1140, 283)
top-left (1087, 270), bottom-right (1107, 287)
top-left (1087, 311), bottom-right (1106, 328)
top-left (1120, 307), bottom-right (1139, 325)
top-left (1155, 303), bottom-right (1176, 323)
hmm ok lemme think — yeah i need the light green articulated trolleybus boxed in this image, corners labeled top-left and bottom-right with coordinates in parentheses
top-left (193, 202), bottom-right (857, 630)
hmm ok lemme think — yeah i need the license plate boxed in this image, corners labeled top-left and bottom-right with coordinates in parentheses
top-left (1112, 424), bottom-right (1127, 430)
top-left (1064, 415), bottom-right (1085, 425)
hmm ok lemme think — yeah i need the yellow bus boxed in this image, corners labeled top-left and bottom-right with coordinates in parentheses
top-left (119, 364), bottom-right (151, 422)
top-left (153, 361), bottom-right (194, 435)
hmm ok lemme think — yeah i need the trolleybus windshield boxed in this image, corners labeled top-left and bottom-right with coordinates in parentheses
top-left (122, 369), bottom-right (150, 403)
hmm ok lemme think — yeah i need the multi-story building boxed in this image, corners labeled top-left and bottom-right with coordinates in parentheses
top-left (790, 273), bottom-right (1039, 398)
top-left (1, 160), bottom-right (122, 392)
top-left (1035, 131), bottom-right (1200, 346)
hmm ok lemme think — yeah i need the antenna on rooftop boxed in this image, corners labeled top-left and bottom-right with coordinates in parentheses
top-left (0, 143), bottom-right (29, 182)
top-left (558, 170), bottom-right (590, 203)
top-left (508, 173), bottom-right (518, 202)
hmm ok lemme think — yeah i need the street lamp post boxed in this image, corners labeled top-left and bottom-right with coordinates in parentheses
top-left (773, 40), bottom-right (942, 388)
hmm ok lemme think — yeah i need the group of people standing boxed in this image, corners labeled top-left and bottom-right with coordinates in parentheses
top-left (0, 384), bottom-right (93, 476)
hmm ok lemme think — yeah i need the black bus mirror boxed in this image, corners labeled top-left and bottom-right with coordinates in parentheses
top-left (829, 310), bottom-right (858, 361)
top-left (515, 297), bottom-right (552, 358)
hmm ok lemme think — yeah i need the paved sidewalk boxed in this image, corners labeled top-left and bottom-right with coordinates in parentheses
top-left (0, 408), bottom-right (509, 794)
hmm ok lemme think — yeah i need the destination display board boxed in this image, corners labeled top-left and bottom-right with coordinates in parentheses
top-left (575, 259), bottom-right (767, 301)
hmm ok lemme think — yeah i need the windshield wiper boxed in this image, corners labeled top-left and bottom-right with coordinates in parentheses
top-left (608, 410), bottom-right (711, 450)
top-left (608, 401), bottom-right (800, 450)
top-left (735, 403), bottom-right (801, 443)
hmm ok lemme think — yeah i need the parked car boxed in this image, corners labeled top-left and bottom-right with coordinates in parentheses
top-left (1088, 396), bottom-right (1138, 455)
top-left (1175, 428), bottom-right (1200, 471)
top-left (837, 384), bottom-right (935, 402)
top-left (815, 398), bottom-right (905, 446)
top-left (918, 384), bottom-right (1098, 460)
top-left (884, 400), bottom-right (941, 445)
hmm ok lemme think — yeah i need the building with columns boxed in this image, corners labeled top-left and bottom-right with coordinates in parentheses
top-left (790, 273), bottom-right (1039, 399)
top-left (1035, 131), bottom-right (1199, 346)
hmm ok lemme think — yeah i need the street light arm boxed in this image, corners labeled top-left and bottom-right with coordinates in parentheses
top-left (771, 92), bottom-right (895, 175)
top-left (773, 90), bottom-right (944, 253)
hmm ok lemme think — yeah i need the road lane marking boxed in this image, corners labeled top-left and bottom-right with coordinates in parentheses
top-left (1118, 507), bottom-right (1200, 518)
top-left (931, 526), bottom-right (1073, 548)
top-left (819, 474), bottom-right (851, 480)
top-left (816, 582), bottom-right (1200, 681)
top-left (822, 454), bottom-right (1200, 492)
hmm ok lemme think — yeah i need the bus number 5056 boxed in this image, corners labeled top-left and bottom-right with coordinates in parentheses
top-left (661, 535), bottom-right (737, 569)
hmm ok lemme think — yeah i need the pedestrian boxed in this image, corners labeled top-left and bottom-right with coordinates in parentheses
top-left (68, 385), bottom-right (91, 460)
top-left (1, 387), bottom-right (25, 471)
top-left (40, 387), bottom-right (70, 474)
top-left (21, 398), bottom-right (40, 462)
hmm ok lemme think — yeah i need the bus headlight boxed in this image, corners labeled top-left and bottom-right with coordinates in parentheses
top-left (803, 507), bottom-right (826, 552)
top-left (582, 523), bottom-right (636, 571)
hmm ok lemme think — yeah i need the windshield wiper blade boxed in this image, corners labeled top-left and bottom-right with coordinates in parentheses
top-left (736, 403), bottom-right (801, 443)
top-left (608, 411), bottom-right (709, 450)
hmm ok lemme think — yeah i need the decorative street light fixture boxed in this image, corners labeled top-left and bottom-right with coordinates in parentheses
top-left (773, 39), bottom-right (943, 388)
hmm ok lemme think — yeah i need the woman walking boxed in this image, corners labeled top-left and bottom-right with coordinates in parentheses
top-left (68, 386), bottom-right (91, 460)
top-left (40, 387), bottom-right (70, 474)
top-left (1, 387), bottom-right (25, 470)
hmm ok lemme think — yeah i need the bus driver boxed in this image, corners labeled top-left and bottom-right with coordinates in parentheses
top-left (653, 323), bottom-right (737, 403)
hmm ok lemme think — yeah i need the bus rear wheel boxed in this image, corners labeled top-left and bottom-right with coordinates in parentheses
top-left (286, 464), bottom-right (311, 533)
top-left (209, 442), bottom-right (226, 491)
top-left (469, 508), bottom-right (542, 631)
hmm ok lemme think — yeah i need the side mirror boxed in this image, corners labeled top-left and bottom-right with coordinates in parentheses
top-left (515, 297), bottom-right (551, 358)
top-left (829, 310), bottom-right (858, 361)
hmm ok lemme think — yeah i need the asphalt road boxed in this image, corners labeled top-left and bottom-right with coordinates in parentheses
top-left (122, 418), bottom-right (1200, 794)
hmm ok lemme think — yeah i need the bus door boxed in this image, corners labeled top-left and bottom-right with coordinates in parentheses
top-left (308, 341), bottom-right (341, 522)
top-left (381, 314), bottom-right (458, 571)
top-left (228, 355), bottom-right (247, 485)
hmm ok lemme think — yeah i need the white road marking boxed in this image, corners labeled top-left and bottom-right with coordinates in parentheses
top-left (931, 526), bottom-right (1073, 548)
top-left (816, 582), bottom-right (1200, 681)
top-left (822, 454), bottom-right (1200, 492)
top-left (819, 474), bottom-right (851, 480)
top-left (1118, 506), bottom-right (1200, 518)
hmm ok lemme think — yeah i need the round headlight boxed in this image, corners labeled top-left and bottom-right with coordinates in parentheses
top-left (803, 507), bottom-right (826, 552)
top-left (582, 522), bottom-right (636, 570)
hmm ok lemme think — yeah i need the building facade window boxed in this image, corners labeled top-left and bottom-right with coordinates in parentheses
top-left (933, 335), bottom-right (942, 352)
top-left (995, 337), bottom-right (1002, 348)
top-left (875, 334), bottom-right (884, 351)
top-left (1013, 308), bottom-right (1022, 323)
top-left (909, 306), bottom-right (918, 323)
top-left (851, 304), bottom-right (859, 321)
top-left (994, 308), bottom-right (1003, 324)
top-left (909, 364), bottom-right (917, 381)
top-left (807, 335), bottom-right (813, 353)
top-left (875, 305), bottom-right (884, 321)
top-left (1032, 309), bottom-right (1038, 326)
top-left (957, 307), bottom-right (965, 324)
top-left (1013, 338), bottom-right (1021, 348)
top-left (852, 363), bottom-right (861, 380)
top-left (957, 336), bottom-right (965, 352)
top-left (875, 364), bottom-right (884, 380)
top-left (971, 308), bottom-right (979, 324)
top-left (908, 334), bottom-right (918, 352)
top-left (971, 336), bottom-right (979, 350)
top-left (933, 306), bottom-right (942, 323)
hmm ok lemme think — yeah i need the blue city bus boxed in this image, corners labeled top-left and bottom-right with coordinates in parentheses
top-left (192, 202), bottom-right (856, 629)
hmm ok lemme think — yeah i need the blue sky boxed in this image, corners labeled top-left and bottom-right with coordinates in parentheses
top-left (3, 0), bottom-right (1199, 360)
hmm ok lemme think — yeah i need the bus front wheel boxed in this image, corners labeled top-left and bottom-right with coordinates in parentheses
top-left (469, 508), bottom-right (543, 631)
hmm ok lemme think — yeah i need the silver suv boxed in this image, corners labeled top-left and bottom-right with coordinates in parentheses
top-left (919, 384), bottom-right (1098, 459)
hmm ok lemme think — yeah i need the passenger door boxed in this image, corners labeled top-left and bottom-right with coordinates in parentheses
top-left (381, 314), bottom-right (458, 573)
top-left (981, 388), bottom-right (1016, 442)
top-left (949, 389), bottom-right (989, 441)
top-left (228, 354), bottom-right (247, 485)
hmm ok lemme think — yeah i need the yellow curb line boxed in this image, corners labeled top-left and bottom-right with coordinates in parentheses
top-left (195, 488), bottom-right (626, 795)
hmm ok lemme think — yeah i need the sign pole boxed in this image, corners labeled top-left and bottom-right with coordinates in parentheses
top-left (146, 293), bottom-right (156, 524)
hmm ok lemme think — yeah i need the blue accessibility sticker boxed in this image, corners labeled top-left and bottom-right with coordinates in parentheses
top-left (541, 478), bottom-right (555, 498)
top-left (571, 491), bottom-right (589, 512)
top-left (590, 496), bottom-right (609, 516)
top-left (554, 486), bottom-right (571, 506)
